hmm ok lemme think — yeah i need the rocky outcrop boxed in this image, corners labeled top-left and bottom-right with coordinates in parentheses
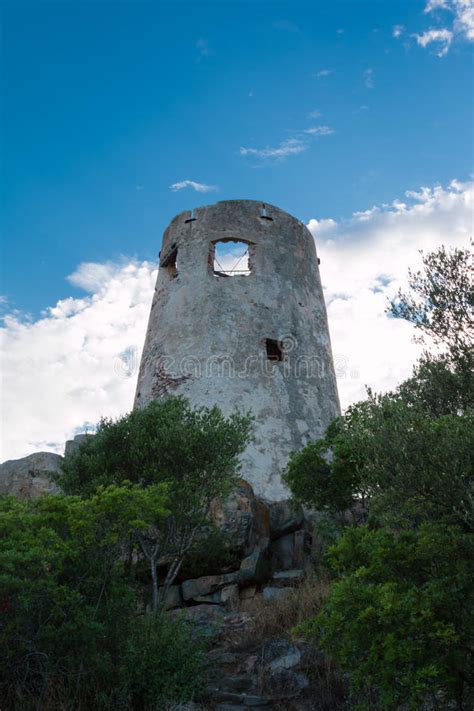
top-left (210, 480), bottom-right (270, 557)
top-left (202, 619), bottom-right (347, 709)
top-left (0, 452), bottom-right (62, 499)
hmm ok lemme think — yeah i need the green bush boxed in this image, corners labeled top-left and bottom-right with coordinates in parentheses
top-left (0, 491), bottom-right (207, 709)
top-left (108, 613), bottom-right (208, 709)
top-left (298, 525), bottom-right (474, 709)
top-left (54, 397), bottom-right (252, 603)
top-left (286, 245), bottom-right (474, 707)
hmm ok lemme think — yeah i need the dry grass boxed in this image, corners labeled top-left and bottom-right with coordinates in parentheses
top-left (237, 572), bottom-right (331, 648)
top-left (235, 573), bottom-right (348, 710)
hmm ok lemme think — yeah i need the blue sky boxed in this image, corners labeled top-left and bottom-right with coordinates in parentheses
top-left (2, 0), bottom-right (473, 316)
top-left (1, 0), bottom-right (473, 460)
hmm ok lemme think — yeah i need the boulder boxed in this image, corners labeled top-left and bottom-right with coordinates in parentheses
top-left (210, 480), bottom-right (270, 557)
top-left (238, 541), bottom-right (270, 587)
top-left (269, 532), bottom-right (295, 570)
top-left (181, 572), bottom-right (238, 602)
top-left (240, 585), bottom-right (257, 601)
top-left (262, 668), bottom-right (309, 700)
top-left (158, 584), bottom-right (182, 611)
top-left (268, 500), bottom-right (304, 540)
top-left (257, 640), bottom-right (302, 672)
top-left (293, 529), bottom-right (307, 568)
top-left (193, 590), bottom-right (223, 605)
top-left (221, 584), bottom-right (239, 607)
top-left (0, 451), bottom-right (62, 499)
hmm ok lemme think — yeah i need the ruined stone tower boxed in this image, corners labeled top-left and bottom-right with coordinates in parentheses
top-left (135, 200), bottom-right (340, 501)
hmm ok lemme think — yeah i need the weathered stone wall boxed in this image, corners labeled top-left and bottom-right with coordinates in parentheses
top-left (135, 200), bottom-right (340, 501)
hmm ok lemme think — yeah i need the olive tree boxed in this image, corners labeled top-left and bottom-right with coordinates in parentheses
top-left (54, 396), bottom-right (253, 606)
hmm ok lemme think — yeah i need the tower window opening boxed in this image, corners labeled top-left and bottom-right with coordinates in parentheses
top-left (160, 244), bottom-right (178, 278)
top-left (266, 339), bottom-right (284, 362)
top-left (211, 239), bottom-right (253, 277)
top-left (260, 204), bottom-right (273, 221)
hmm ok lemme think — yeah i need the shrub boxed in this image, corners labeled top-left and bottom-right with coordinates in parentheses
top-left (298, 525), bottom-right (474, 709)
top-left (0, 491), bottom-right (207, 709)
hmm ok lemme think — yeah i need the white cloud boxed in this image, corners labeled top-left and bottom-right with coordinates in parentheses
top-left (363, 68), bottom-right (375, 88)
top-left (240, 125), bottom-right (334, 163)
top-left (0, 262), bottom-right (156, 461)
top-left (67, 261), bottom-right (124, 292)
top-left (239, 137), bottom-right (308, 160)
top-left (170, 180), bottom-right (218, 193)
top-left (315, 69), bottom-right (332, 77)
top-left (304, 125), bottom-right (334, 136)
top-left (452, 0), bottom-right (474, 39)
top-left (309, 178), bottom-right (472, 407)
top-left (1, 180), bottom-right (471, 462)
top-left (425, 0), bottom-right (449, 11)
top-left (414, 28), bottom-right (453, 55)
top-left (308, 109), bottom-right (322, 119)
top-left (398, 0), bottom-right (474, 55)
top-left (392, 24), bottom-right (405, 37)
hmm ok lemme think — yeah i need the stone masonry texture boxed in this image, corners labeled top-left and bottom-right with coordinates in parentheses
top-left (134, 200), bottom-right (340, 501)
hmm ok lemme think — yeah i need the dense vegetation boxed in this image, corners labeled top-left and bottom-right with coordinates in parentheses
top-left (285, 244), bottom-right (473, 709)
top-left (0, 400), bottom-right (251, 708)
top-left (1, 244), bottom-right (471, 709)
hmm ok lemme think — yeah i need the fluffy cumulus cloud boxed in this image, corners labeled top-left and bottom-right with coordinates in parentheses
top-left (310, 179), bottom-right (472, 407)
top-left (400, 0), bottom-right (474, 55)
top-left (1, 180), bottom-right (472, 461)
top-left (0, 263), bottom-right (156, 461)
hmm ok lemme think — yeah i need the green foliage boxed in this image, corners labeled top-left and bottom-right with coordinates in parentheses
top-left (389, 243), bottom-right (473, 365)
top-left (0, 490), bottom-right (207, 709)
top-left (389, 243), bottom-right (473, 415)
top-left (397, 352), bottom-right (473, 417)
top-left (179, 525), bottom-right (239, 579)
top-left (98, 613), bottom-right (208, 709)
top-left (334, 395), bottom-right (472, 530)
top-left (56, 396), bottom-right (252, 502)
top-left (54, 396), bottom-right (253, 604)
top-left (283, 419), bottom-right (362, 514)
top-left (287, 245), bottom-right (474, 707)
top-left (285, 393), bottom-right (473, 530)
top-left (299, 525), bottom-right (474, 709)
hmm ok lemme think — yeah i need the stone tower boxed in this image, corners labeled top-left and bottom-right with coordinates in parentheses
top-left (135, 200), bottom-right (340, 501)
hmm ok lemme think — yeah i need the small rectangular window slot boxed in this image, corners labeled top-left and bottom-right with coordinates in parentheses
top-left (266, 338), bottom-right (283, 362)
top-left (185, 208), bottom-right (197, 223)
top-left (160, 245), bottom-right (178, 277)
top-left (260, 204), bottom-right (273, 221)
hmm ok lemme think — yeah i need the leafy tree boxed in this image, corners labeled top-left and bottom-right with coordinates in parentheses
top-left (397, 352), bottom-right (473, 417)
top-left (283, 419), bottom-right (361, 515)
top-left (54, 396), bottom-right (253, 601)
top-left (285, 244), bottom-right (474, 707)
top-left (298, 525), bottom-right (474, 710)
top-left (389, 243), bottom-right (473, 411)
top-left (0, 488), bottom-right (207, 709)
top-left (389, 243), bottom-right (473, 365)
top-left (285, 244), bottom-right (473, 524)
